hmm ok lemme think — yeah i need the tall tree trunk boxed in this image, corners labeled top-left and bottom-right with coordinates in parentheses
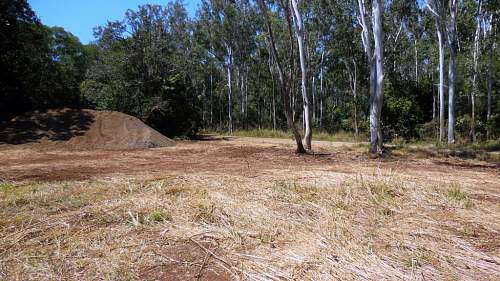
top-left (257, 0), bottom-right (305, 153)
top-left (415, 38), bottom-right (418, 83)
top-left (486, 41), bottom-right (493, 139)
top-left (245, 65), bottom-right (249, 121)
top-left (437, 25), bottom-right (446, 142)
top-left (447, 0), bottom-right (457, 144)
top-left (269, 56), bottom-right (277, 131)
top-left (312, 76), bottom-right (316, 123)
top-left (291, 0), bottom-right (312, 150)
top-left (319, 51), bottom-right (324, 129)
top-left (227, 46), bottom-right (233, 135)
top-left (370, 0), bottom-right (384, 155)
top-left (210, 71), bottom-right (213, 126)
top-left (353, 59), bottom-right (358, 138)
top-left (427, 0), bottom-right (447, 142)
top-left (470, 0), bottom-right (482, 143)
top-left (358, 0), bottom-right (378, 152)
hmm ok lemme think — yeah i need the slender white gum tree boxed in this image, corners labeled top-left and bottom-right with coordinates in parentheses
top-left (291, 0), bottom-right (312, 150)
top-left (319, 50), bottom-right (325, 129)
top-left (447, 0), bottom-right (458, 144)
top-left (257, 0), bottom-right (306, 153)
top-left (371, 0), bottom-right (384, 154)
top-left (225, 44), bottom-right (234, 135)
top-left (357, 0), bottom-right (382, 155)
top-left (470, 0), bottom-right (482, 143)
top-left (426, 0), bottom-right (446, 142)
top-left (486, 14), bottom-right (495, 139)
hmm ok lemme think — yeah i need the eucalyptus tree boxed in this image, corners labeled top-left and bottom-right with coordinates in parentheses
top-left (290, 0), bottom-right (312, 150)
top-left (484, 4), bottom-right (497, 139)
top-left (257, 0), bottom-right (306, 153)
top-left (447, 0), bottom-right (458, 144)
top-left (469, 0), bottom-right (483, 142)
top-left (357, 0), bottom-right (385, 155)
top-left (426, 0), bottom-right (447, 142)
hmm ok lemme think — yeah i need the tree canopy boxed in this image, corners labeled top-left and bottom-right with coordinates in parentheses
top-left (1, 0), bottom-right (499, 142)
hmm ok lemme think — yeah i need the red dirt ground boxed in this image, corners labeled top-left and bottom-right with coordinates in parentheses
top-left (0, 137), bottom-right (498, 195)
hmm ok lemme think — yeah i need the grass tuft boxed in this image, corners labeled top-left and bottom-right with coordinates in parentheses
top-left (446, 185), bottom-right (475, 208)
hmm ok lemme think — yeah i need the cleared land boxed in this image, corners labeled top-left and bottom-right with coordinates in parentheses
top-left (0, 136), bottom-right (499, 280)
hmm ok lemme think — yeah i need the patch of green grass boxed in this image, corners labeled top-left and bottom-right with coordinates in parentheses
top-left (391, 139), bottom-right (500, 162)
top-left (126, 209), bottom-right (172, 226)
top-left (0, 182), bottom-right (39, 210)
top-left (0, 181), bottom-right (16, 192)
top-left (402, 249), bottom-right (435, 268)
top-left (146, 210), bottom-right (171, 223)
top-left (446, 185), bottom-right (474, 208)
top-left (257, 229), bottom-right (281, 244)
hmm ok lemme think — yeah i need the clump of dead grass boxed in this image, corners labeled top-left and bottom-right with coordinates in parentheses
top-left (1, 166), bottom-right (498, 280)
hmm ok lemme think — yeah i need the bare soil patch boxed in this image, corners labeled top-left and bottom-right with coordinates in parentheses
top-left (0, 136), bottom-right (499, 280)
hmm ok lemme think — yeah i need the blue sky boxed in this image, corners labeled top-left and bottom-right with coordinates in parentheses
top-left (29, 0), bottom-right (201, 44)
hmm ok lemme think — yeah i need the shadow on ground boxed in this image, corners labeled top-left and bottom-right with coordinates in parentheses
top-left (0, 109), bottom-right (94, 145)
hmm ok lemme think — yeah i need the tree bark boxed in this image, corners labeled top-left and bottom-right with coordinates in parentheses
top-left (226, 46), bottom-right (233, 135)
top-left (486, 40), bottom-right (493, 139)
top-left (291, 0), bottom-right (312, 150)
top-left (257, 0), bottom-right (306, 153)
top-left (447, 0), bottom-right (457, 145)
top-left (319, 51), bottom-right (324, 129)
top-left (437, 25), bottom-right (446, 142)
top-left (470, 0), bottom-right (482, 143)
top-left (210, 71), bottom-right (213, 126)
top-left (427, 0), bottom-right (446, 142)
top-left (370, 0), bottom-right (384, 155)
top-left (358, 0), bottom-right (378, 153)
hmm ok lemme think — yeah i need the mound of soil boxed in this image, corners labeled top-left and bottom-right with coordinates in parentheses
top-left (0, 108), bottom-right (175, 149)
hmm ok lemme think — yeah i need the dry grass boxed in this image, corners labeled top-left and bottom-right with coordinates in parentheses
top-left (208, 128), bottom-right (365, 142)
top-left (1, 164), bottom-right (499, 280)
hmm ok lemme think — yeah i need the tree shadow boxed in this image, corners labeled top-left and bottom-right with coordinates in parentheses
top-left (0, 109), bottom-right (94, 145)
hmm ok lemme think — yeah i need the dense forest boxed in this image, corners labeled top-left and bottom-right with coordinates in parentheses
top-left (1, 0), bottom-right (499, 153)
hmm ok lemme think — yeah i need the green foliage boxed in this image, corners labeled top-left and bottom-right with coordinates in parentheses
top-left (1, 0), bottom-right (499, 145)
top-left (382, 80), bottom-right (431, 141)
top-left (81, 4), bottom-right (202, 137)
top-left (0, 0), bottom-right (92, 121)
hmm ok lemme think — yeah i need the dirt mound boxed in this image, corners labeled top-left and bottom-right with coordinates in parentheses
top-left (0, 108), bottom-right (175, 149)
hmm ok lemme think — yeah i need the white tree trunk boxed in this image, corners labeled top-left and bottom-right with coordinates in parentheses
top-left (226, 46), bottom-right (233, 135)
top-left (312, 76), bottom-right (316, 123)
top-left (320, 51), bottom-right (324, 129)
top-left (210, 71), bottom-right (213, 126)
top-left (427, 0), bottom-right (446, 142)
top-left (437, 25), bottom-right (446, 142)
top-left (470, 0), bottom-right (482, 143)
top-left (291, 0), bottom-right (312, 150)
top-left (257, 0), bottom-right (306, 153)
top-left (358, 0), bottom-right (378, 151)
top-left (353, 59), bottom-right (358, 137)
top-left (487, 44), bottom-right (493, 139)
top-left (415, 38), bottom-right (418, 83)
top-left (447, 0), bottom-right (457, 144)
top-left (370, 0), bottom-right (384, 155)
